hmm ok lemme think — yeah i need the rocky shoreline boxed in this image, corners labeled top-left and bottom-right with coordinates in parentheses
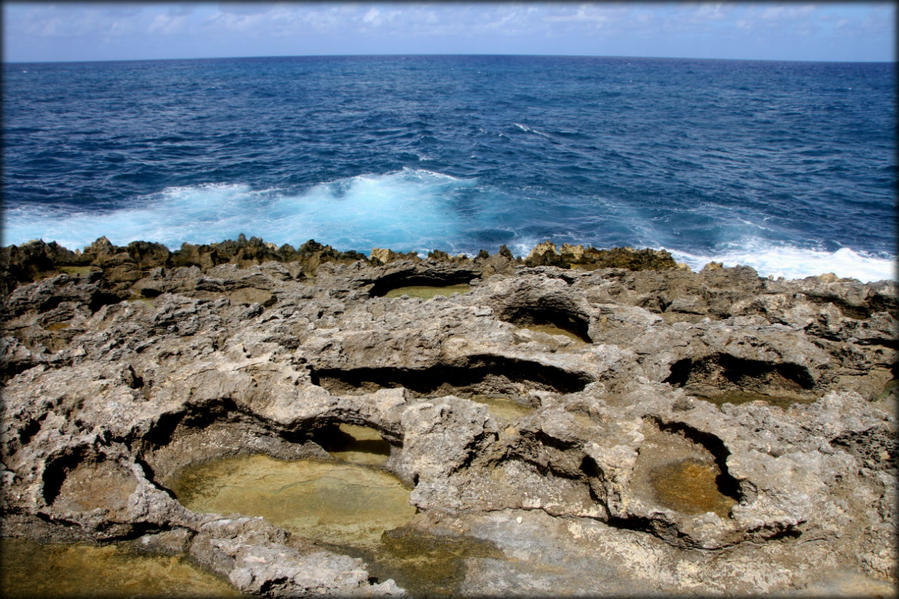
top-left (1, 237), bottom-right (896, 596)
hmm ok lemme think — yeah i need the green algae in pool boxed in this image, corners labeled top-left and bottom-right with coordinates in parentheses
top-left (345, 527), bottom-right (504, 598)
top-left (383, 283), bottom-right (471, 299)
top-left (0, 537), bottom-right (240, 598)
top-left (169, 454), bottom-right (416, 547)
top-left (649, 458), bottom-right (736, 518)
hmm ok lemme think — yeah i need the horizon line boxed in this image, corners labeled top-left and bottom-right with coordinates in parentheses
top-left (5, 52), bottom-right (896, 66)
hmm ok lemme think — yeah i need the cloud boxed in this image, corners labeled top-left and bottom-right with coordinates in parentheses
top-left (9, 4), bottom-right (164, 39)
top-left (484, 7), bottom-right (522, 30)
top-left (2, 2), bottom-right (894, 63)
top-left (728, 3), bottom-right (819, 34)
top-left (544, 4), bottom-right (611, 25)
top-left (692, 3), bottom-right (727, 22)
top-left (761, 4), bottom-right (816, 21)
top-left (362, 8), bottom-right (381, 25)
top-left (147, 12), bottom-right (187, 35)
top-left (210, 10), bottom-right (266, 33)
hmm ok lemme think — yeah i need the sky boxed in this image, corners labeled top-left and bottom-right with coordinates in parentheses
top-left (2, 2), bottom-right (895, 63)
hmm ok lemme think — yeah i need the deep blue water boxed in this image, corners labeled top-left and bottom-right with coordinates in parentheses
top-left (3, 55), bottom-right (896, 280)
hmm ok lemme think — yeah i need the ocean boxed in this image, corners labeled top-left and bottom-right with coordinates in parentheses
top-left (2, 55), bottom-right (895, 281)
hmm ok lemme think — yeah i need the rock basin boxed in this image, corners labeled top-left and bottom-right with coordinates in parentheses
top-left (164, 427), bottom-right (504, 598)
top-left (168, 454), bottom-right (416, 548)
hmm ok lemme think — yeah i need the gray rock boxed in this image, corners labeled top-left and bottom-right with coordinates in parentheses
top-left (1, 245), bottom-right (895, 595)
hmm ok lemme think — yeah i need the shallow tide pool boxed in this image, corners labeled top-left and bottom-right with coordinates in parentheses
top-left (169, 453), bottom-right (416, 548)
top-left (469, 394), bottom-right (536, 423)
top-left (165, 430), bottom-right (505, 596)
top-left (649, 458), bottom-right (736, 518)
top-left (0, 537), bottom-right (240, 598)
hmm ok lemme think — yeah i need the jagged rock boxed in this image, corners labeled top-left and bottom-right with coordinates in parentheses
top-left (0, 239), bottom-right (895, 595)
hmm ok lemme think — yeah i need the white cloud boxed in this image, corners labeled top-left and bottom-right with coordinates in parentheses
top-left (148, 13), bottom-right (187, 35)
top-left (363, 8), bottom-right (381, 25)
top-left (761, 6), bottom-right (786, 20)
top-left (544, 4), bottom-right (612, 25)
top-left (211, 10), bottom-right (267, 33)
top-left (760, 4), bottom-right (816, 21)
top-left (693, 3), bottom-right (726, 22)
top-left (485, 8), bottom-right (520, 30)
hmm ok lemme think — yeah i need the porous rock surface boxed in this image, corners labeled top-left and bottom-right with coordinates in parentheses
top-left (1, 238), bottom-right (896, 596)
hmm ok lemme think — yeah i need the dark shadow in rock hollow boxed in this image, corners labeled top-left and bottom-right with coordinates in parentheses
top-left (496, 297), bottom-right (593, 344)
top-left (369, 270), bottom-right (479, 298)
top-left (664, 353), bottom-right (816, 406)
top-left (312, 423), bottom-right (393, 460)
top-left (309, 355), bottom-right (593, 397)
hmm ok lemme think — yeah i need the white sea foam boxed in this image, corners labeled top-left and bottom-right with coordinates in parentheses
top-left (506, 237), bottom-right (895, 283)
top-left (668, 244), bottom-right (896, 283)
top-left (513, 122), bottom-right (550, 138)
top-left (3, 169), bottom-right (475, 254)
top-left (5, 173), bottom-right (895, 284)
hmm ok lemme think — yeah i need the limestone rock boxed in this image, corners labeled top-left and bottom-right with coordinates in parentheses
top-left (1, 239), bottom-right (895, 596)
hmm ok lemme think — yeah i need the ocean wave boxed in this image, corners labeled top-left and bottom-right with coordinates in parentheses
top-left (668, 244), bottom-right (895, 283)
top-left (502, 235), bottom-right (895, 283)
top-left (4, 170), bottom-right (895, 283)
top-left (2, 169), bottom-right (477, 254)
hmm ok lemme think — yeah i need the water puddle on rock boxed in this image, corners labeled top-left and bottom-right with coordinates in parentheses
top-left (522, 323), bottom-right (587, 345)
top-left (0, 537), bottom-right (240, 598)
top-left (169, 454), bottom-right (416, 547)
top-left (469, 394), bottom-right (536, 423)
top-left (167, 432), bottom-right (506, 597)
top-left (383, 284), bottom-right (471, 299)
top-left (342, 527), bottom-right (505, 598)
top-left (649, 458), bottom-right (736, 518)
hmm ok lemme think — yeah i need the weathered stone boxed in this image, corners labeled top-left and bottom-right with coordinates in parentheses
top-left (1, 239), bottom-right (895, 596)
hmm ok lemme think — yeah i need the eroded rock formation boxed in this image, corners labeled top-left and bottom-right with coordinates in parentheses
top-left (1, 238), bottom-right (896, 596)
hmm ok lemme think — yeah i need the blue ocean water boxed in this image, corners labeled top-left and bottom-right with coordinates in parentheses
top-left (3, 55), bottom-right (895, 281)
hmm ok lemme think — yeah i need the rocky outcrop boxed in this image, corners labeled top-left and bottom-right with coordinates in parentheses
top-left (524, 241), bottom-right (680, 270)
top-left (1, 238), bottom-right (896, 596)
top-left (0, 238), bottom-right (676, 302)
